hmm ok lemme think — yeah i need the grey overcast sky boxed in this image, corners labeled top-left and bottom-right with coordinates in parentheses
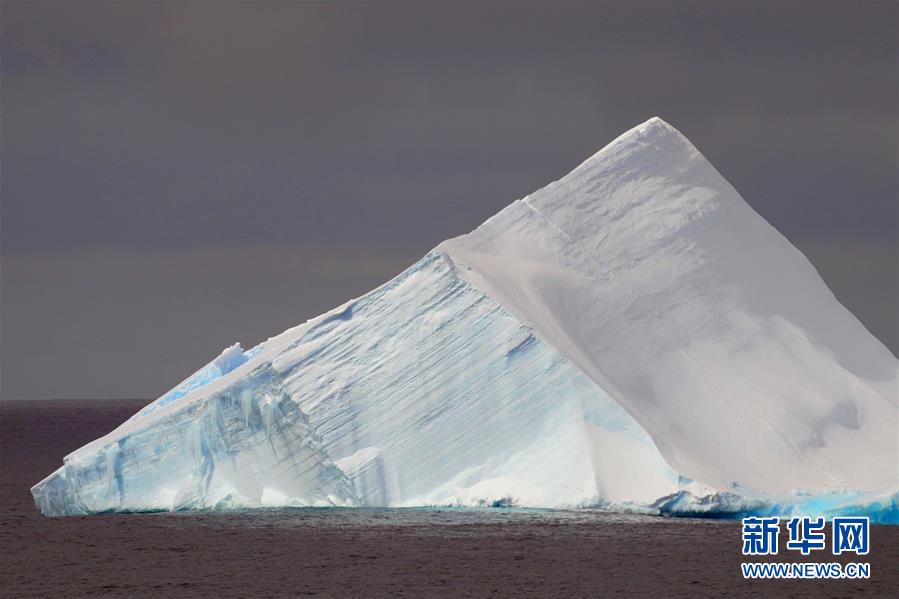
top-left (1, 1), bottom-right (897, 400)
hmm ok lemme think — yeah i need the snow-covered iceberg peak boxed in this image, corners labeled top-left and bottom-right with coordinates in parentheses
top-left (32, 117), bottom-right (898, 520)
top-left (441, 116), bottom-right (898, 498)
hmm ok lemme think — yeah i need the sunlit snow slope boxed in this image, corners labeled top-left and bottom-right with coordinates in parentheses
top-left (33, 118), bottom-right (898, 519)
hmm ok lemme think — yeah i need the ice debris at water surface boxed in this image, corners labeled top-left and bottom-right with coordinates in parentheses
top-left (32, 117), bottom-right (898, 521)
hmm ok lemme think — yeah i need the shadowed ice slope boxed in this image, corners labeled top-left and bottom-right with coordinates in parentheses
top-left (33, 118), bottom-right (898, 519)
top-left (441, 118), bottom-right (897, 499)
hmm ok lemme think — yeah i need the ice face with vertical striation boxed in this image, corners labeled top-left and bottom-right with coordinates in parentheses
top-left (32, 118), bottom-right (898, 519)
top-left (33, 253), bottom-right (683, 515)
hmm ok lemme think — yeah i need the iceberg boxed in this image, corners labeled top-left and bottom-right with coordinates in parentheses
top-left (32, 117), bottom-right (898, 519)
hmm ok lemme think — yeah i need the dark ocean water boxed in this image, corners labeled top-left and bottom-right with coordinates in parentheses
top-left (1, 399), bottom-right (895, 597)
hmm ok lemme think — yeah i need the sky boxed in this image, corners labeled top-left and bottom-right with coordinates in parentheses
top-left (1, 1), bottom-right (896, 401)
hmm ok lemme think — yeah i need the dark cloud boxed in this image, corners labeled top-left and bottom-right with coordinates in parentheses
top-left (0, 245), bottom-right (415, 400)
top-left (1, 1), bottom-right (896, 399)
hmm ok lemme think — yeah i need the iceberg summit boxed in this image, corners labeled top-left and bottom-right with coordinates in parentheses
top-left (32, 118), bottom-right (898, 520)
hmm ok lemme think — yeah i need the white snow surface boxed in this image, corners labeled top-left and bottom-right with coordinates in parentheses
top-left (32, 117), bottom-right (898, 517)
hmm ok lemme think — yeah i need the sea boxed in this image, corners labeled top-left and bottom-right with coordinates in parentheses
top-left (1, 400), bottom-right (894, 597)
